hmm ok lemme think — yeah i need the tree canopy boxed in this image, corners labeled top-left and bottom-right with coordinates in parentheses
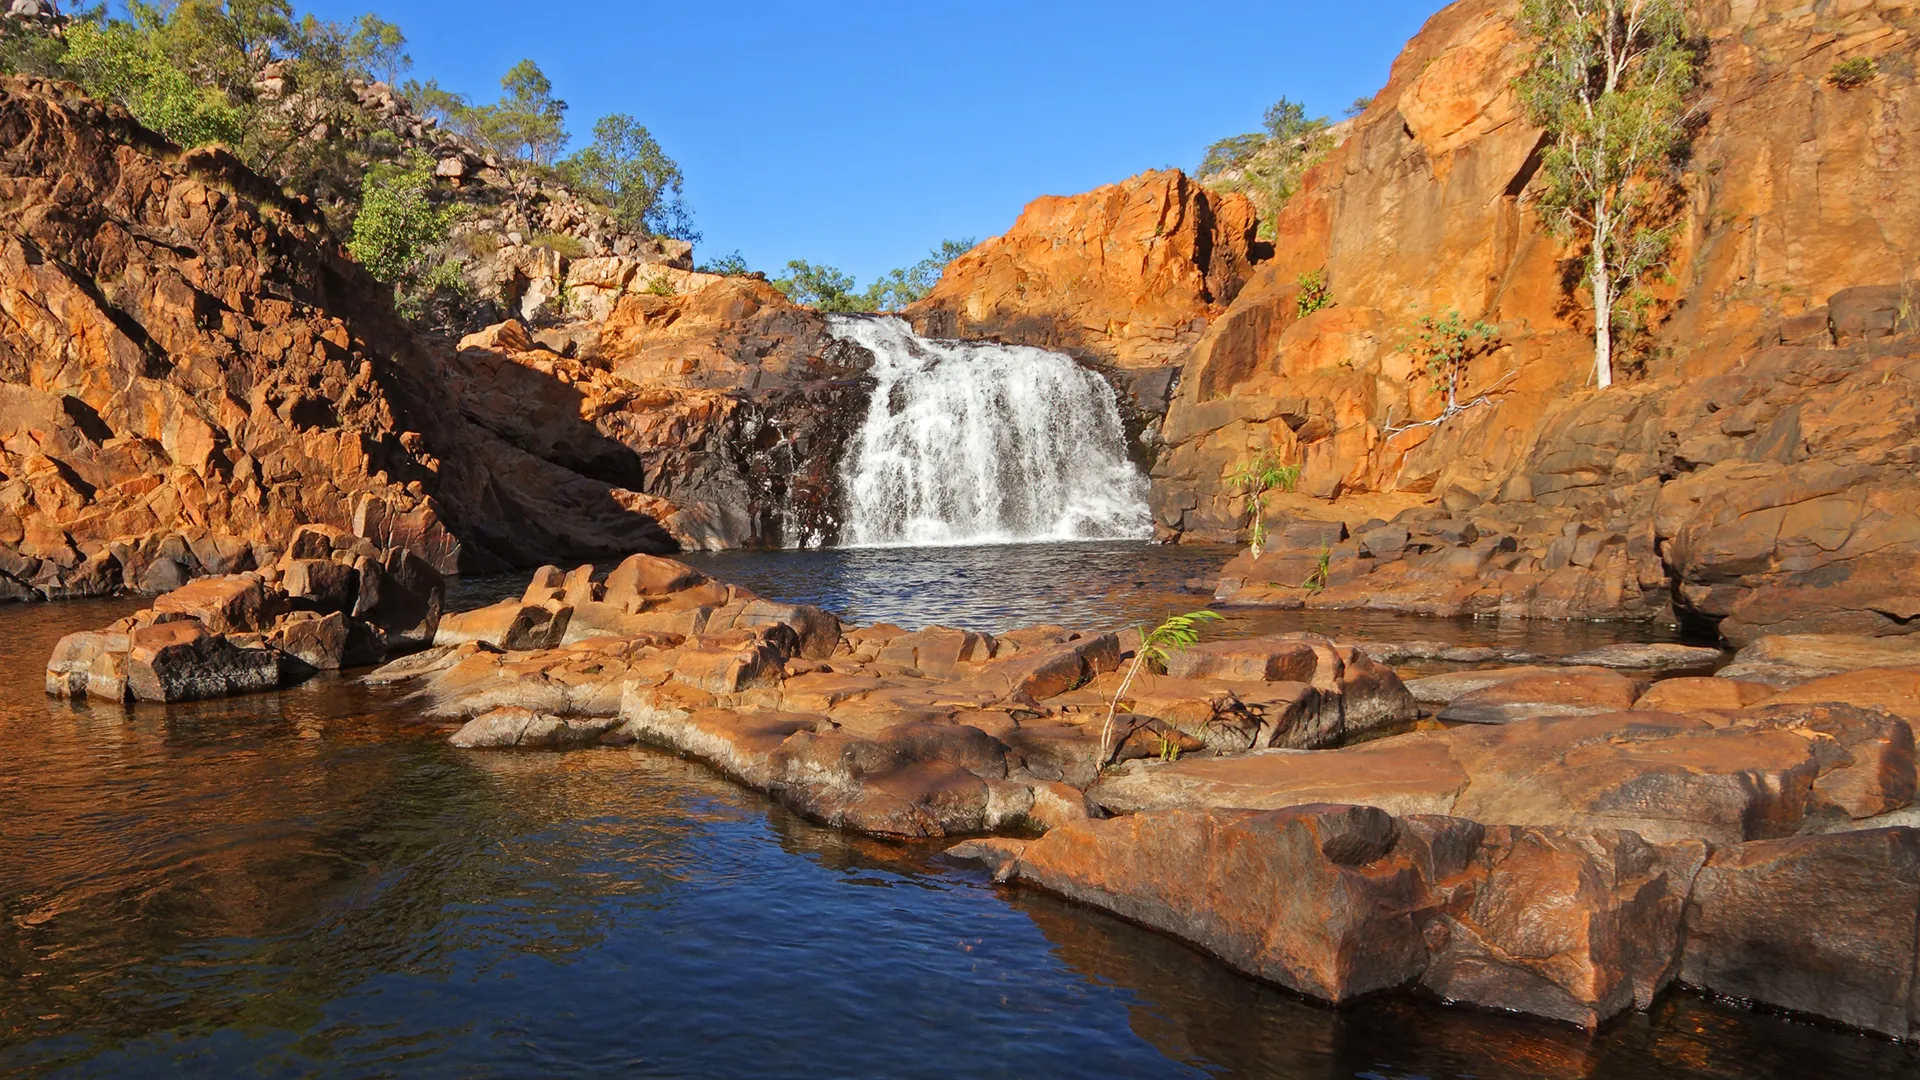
top-left (1516, 0), bottom-right (1698, 388)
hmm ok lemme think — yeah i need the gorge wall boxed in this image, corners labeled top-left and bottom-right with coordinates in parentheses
top-left (923, 0), bottom-right (1920, 643)
top-left (0, 76), bottom-right (866, 602)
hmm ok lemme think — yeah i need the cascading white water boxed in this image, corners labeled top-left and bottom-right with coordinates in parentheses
top-left (829, 315), bottom-right (1153, 547)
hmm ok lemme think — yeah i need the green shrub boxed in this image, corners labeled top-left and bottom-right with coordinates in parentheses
top-left (1226, 450), bottom-right (1303, 556)
top-left (1827, 56), bottom-right (1878, 90)
top-left (642, 274), bottom-right (675, 297)
top-left (348, 154), bottom-right (454, 284)
top-left (64, 20), bottom-right (245, 149)
top-left (1295, 268), bottom-right (1332, 317)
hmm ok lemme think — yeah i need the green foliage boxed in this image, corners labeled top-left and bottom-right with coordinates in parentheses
top-left (63, 19), bottom-right (245, 149)
top-left (399, 76), bottom-right (468, 128)
top-left (1226, 450), bottom-right (1303, 556)
top-left (642, 274), bottom-right (675, 297)
top-left (1198, 95), bottom-right (1333, 237)
top-left (1303, 548), bottom-right (1332, 593)
top-left (1295, 268), bottom-right (1332, 317)
top-left (530, 230), bottom-right (586, 259)
top-left (1516, 0), bottom-right (1698, 389)
top-left (347, 13), bottom-right (409, 85)
top-left (774, 260), bottom-right (873, 313)
top-left (1345, 96), bottom-right (1373, 118)
top-left (1827, 56), bottom-right (1878, 90)
top-left (697, 250), bottom-right (753, 276)
top-left (1099, 610), bottom-right (1224, 766)
top-left (559, 112), bottom-right (695, 240)
top-left (1411, 309), bottom-right (1499, 415)
top-left (348, 153), bottom-right (453, 284)
top-left (467, 59), bottom-right (567, 165)
top-left (862, 237), bottom-right (974, 310)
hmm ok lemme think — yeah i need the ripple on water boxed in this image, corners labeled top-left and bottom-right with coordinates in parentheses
top-left (0, 551), bottom-right (1915, 1077)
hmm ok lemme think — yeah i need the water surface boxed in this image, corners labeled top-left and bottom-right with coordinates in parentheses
top-left (2, 546), bottom-right (1913, 1077)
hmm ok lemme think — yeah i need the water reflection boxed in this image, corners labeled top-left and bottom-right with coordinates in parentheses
top-left (1, 568), bottom-right (1912, 1077)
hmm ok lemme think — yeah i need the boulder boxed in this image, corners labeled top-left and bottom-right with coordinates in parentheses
top-left (45, 630), bottom-right (131, 701)
top-left (1680, 828), bottom-right (1920, 1039)
top-left (1556, 643), bottom-right (1724, 671)
top-left (989, 805), bottom-right (1434, 1002)
top-left (151, 575), bottom-right (268, 633)
top-left (434, 600), bottom-right (572, 651)
top-left (267, 610), bottom-right (349, 671)
top-left (123, 620), bottom-right (281, 703)
top-left (1632, 677), bottom-right (1773, 713)
top-left (1416, 824), bottom-right (1706, 1027)
top-left (1164, 637), bottom-right (1320, 682)
top-left (1760, 667), bottom-right (1920, 722)
top-left (603, 553), bottom-right (707, 606)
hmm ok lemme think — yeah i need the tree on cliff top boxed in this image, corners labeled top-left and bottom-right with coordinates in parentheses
top-left (1517, 0), bottom-right (1698, 389)
top-left (1198, 96), bottom-right (1333, 237)
top-left (560, 113), bottom-right (696, 241)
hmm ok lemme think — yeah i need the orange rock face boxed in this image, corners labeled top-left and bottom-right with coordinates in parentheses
top-left (905, 170), bottom-right (1265, 410)
top-left (0, 77), bottom-right (874, 599)
top-left (913, 0), bottom-right (1918, 641)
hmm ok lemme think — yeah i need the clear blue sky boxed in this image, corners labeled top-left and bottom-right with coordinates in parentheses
top-left (300, 0), bottom-right (1443, 283)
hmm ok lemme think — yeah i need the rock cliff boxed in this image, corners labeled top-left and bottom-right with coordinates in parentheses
top-left (905, 170), bottom-right (1267, 446)
top-left (0, 76), bottom-right (865, 602)
top-left (920, 0), bottom-right (1920, 644)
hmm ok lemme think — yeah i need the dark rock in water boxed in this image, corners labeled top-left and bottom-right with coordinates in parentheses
top-left (124, 620), bottom-right (281, 703)
top-left (45, 537), bottom-right (442, 703)
top-left (1680, 827), bottom-right (1920, 1040)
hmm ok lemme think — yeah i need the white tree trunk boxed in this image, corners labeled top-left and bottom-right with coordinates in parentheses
top-left (1591, 249), bottom-right (1615, 389)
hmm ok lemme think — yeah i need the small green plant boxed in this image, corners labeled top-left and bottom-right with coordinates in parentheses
top-left (1827, 57), bottom-right (1878, 90)
top-left (1098, 611), bottom-right (1223, 767)
top-left (1413, 309), bottom-right (1500, 414)
top-left (1302, 548), bottom-right (1332, 593)
top-left (643, 274), bottom-right (676, 297)
top-left (1156, 735), bottom-right (1183, 763)
top-left (530, 231), bottom-right (588, 259)
top-left (1295, 268), bottom-right (1333, 317)
top-left (1226, 450), bottom-right (1303, 556)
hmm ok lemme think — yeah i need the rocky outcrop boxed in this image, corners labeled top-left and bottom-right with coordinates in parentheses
top-left (365, 560), bottom-right (1421, 836)
top-left (446, 280), bottom-right (873, 550)
top-left (904, 171), bottom-right (1268, 449)
top-left (900, 0), bottom-right (1918, 645)
top-left (962, 806), bottom-right (1920, 1038)
top-left (0, 76), bottom-right (868, 602)
top-left (45, 523), bottom-right (442, 702)
top-left (907, 171), bottom-right (1266, 373)
top-left (1162, 0), bottom-right (1920, 644)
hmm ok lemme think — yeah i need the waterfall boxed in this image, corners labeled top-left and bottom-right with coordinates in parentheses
top-left (829, 315), bottom-right (1153, 547)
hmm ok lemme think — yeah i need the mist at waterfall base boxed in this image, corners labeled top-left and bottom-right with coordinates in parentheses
top-left (828, 316), bottom-right (1152, 547)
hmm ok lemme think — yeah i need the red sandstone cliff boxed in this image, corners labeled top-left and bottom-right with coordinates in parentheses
top-left (905, 170), bottom-right (1266, 372)
top-left (922, 0), bottom-right (1919, 643)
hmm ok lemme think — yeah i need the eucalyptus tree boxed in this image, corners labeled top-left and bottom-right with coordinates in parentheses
top-left (1516, 0), bottom-right (1698, 388)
